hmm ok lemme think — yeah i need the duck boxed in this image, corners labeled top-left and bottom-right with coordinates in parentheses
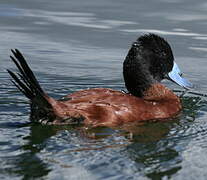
top-left (7, 33), bottom-right (193, 127)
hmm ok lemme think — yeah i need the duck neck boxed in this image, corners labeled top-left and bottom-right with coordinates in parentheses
top-left (124, 78), bottom-right (151, 97)
top-left (123, 47), bottom-right (153, 97)
top-left (143, 83), bottom-right (180, 101)
top-left (143, 83), bottom-right (182, 118)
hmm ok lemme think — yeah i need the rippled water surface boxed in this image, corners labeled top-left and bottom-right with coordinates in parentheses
top-left (1, 0), bottom-right (207, 179)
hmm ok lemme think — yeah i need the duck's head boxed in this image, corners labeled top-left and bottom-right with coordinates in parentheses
top-left (123, 33), bottom-right (193, 97)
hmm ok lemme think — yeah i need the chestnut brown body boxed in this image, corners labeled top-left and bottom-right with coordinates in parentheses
top-left (47, 84), bottom-right (181, 127)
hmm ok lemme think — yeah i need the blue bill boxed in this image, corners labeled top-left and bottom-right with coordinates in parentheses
top-left (167, 62), bottom-right (193, 89)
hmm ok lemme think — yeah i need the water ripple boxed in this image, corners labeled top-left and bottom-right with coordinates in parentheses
top-left (0, 7), bottom-right (137, 30)
top-left (122, 28), bottom-right (207, 38)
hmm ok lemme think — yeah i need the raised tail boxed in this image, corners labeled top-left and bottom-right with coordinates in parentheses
top-left (7, 49), bottom-right (55, 123)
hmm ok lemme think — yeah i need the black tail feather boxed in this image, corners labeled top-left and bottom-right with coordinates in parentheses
top-left (7, 69), bottom-right (33, 99)
top-left (12, 49), bottom-right (44, 92)
top-left (8, 49), bottom-right (43, 98)
top-left (7, 49), bottom-right (52, 108)
top-left (7, 49), bottom-right (56, 123)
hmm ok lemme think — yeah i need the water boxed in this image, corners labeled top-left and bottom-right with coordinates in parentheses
top-left (1, 0), bottom-right (207, 179)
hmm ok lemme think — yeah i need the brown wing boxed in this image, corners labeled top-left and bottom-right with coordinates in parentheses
top-left (52, 85), bottom-right (181, 127)
top-left (59, 88), bottom-right (152, 126)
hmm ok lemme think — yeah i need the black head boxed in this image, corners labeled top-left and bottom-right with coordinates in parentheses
top-left (123, 34), bottom-right (174, 97)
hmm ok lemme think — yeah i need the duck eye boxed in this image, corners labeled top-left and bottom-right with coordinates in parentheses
top-left (132, 42), bottom-right (139, 48)
top-left (160, 51), bottom-right (167, 57)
